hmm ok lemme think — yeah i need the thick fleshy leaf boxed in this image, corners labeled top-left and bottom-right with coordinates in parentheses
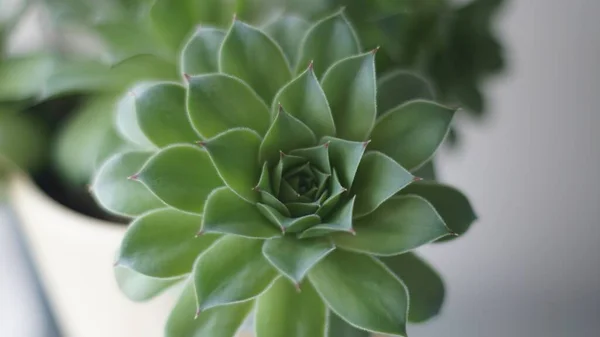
top-left (114, 266), bottom-right (183, 303)
top-left (257, 204), bottom-right (320, 233)
top-left (352, 151), bottom-right (414, 217)
top-left (256, 278), bottom-right (327, 337)
top-left (316, 170), bottom-right (346, 218)
top-left (333, 196), bottom-right (451, 256)
top-left (308, 250), bottom-right (408, 336)
top-left (202, 187), bottom-right (281, 238)
top-left (116, 84), bottom-right (155, 148)
top-left (0, 54), bottom-right (54, 101)
top-left (286, 202), bottom-right (320, 217)
top-left (399, 182), bottom-right (477, 242)
top-left (201, 128), bottom-right (261, 202)
top-left (259, 191), bottom-right (290, 217)
top-left (300, 197), bottom-right (355, 238)
top-left (327, 313), bottom-right (369, 337)
top-left (291, 144), bottom-right (331, 174)
top-left (382, 253), bottom-right (445, 323)
top-left (273, 67), bottom-right (335, 139)
top-left (259, 108), bottom-right (317, 164)
top-left (377, 70), bottom-right (435, 115)
top-left (193, 236), bottom-right (277, 310)
top-left (296, 10), bottom-right (361, 78)
top-left (219, 19), bottom-right (292, 103)
top-left (321, 137), bottom-right (366, 188)
top-left (91, 151), bottom-right (164, 217)
top-left (136, 145), bottom-right (222, 213)
top-left (187, 74), bottom-right (270, 138)
top-left (371, 100), bottom-right (456, 171)
top-left (264, 15), bottom-right (310, 66)
top-left (165, 281), bottom-right (252, 337)
top-left (149, 0), bottom-right (196, 51)
top-left (262, 236), bottom-right (334, 284)
top-left (118, 209), bottom-right (220, 278)
top-left (135, 82), bottom-right (200, 147)
top-left (321, 52), bottom-right (376, 141)
top-left (272, 154), bottom-right (306, 196)
top-left (181, 27), bottom-right (225, 75)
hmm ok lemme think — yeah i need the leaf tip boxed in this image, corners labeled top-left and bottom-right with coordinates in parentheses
top-left (348, 228), bottom-right (357, 236)
top-left (183, 73), bottom-right (192, 82)
top-left (86, 184), bottom-right (93, 193)
top-left (194, 309), bottom-right (202, 320)
top-left (127, 174), bottom-right (139, 181)
top-left (449, 231), bottom-right (460, 237)
top-left (127, 90), bottom-right (137, 98)
top-left (413, 176), bottom-right (424, 182)
top-left (323, 141), bottom-right (330, 149)
top-left (294, 282), bottom-right (302, 293)
top-left (279, 150), bottom-right (286, 158)
top-left (362, 139), bottom-right (372, 149)
top-left (195, 230), bottom-right (205, 238)
top-left (112, 260), bottom-right (120, 267)
top-left (371, 46), bottom-right (381, 54)
top-left (308, 60), bottom-right (314, 71)
top-left (232, 13), bottom-right (238, 22)
top-left (196, 140), bottom-right (207, 147)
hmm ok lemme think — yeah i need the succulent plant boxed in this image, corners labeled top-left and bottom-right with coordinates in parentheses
top-left (91, 10), bottom-right (477, 337)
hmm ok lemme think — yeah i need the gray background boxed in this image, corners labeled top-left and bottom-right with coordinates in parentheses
top-left (1, 0), bottom-right (600, 336)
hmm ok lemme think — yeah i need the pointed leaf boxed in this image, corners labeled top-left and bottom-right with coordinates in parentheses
top-left (256, 162), bottom-right (272, 192)
top-left (300, 197), bottom-right (355, 238)
top-left (201, 128), bottom-right (262, 202)
top-left (262, 237), bottom-right (334, 284)
top-left (257, 204), bottom-right (320, 233)
top-left (91, 151), bottom-right (165, 217)
top-left (181, 27), bottom-right (225, 75)
top-left (118, 209), bottom-right (220, 278)
top-left (114, 266), bottom-right (183, 303)
top-left (377, 70), bottom-right (435, 115)
top-left (187, 74), bottom-right (270, 138)
top-left (291, 144), bottom-right (331, 174)
top-left (259, 108), bottom-right (317, 164)
top-left (256, 278), bottom-right (327, 337)
top-left (202, 187), bottom-right (281, 238)
top-left (321, 137), bottom-right (366, 188)
top-left (264, 15), bottom-right (310, 67)
top-left (136, 145), bottom-right (222, 213)
top-left (333, 196), bottom-right (451, 256)
top-left (193, 236), bottom-right (278, 310)
top-left (259, 191), bottom-right (290, 217)
top-left (220, 20), bottom-right (292, 103)
top-left (316, 170), bottom-right (346, 218)
top-left (296, 10), bottom-right (361, 78)
top-left (327, 313), bottom-right (369, 337)
top-left (371, 100), bottom-right (456, 171)
top-left (286, 202), bottom-right (320, 217)
top-left (166, 281), bottom-right (253, 337)
top-left (116, 84), bottom-right (155, 148)
top-left (399, 182), bottom-right (477, 242)
top-left (382, 253), bottom-right (445, 323)
top-left (272, 154), bottom-right (306, 196)
top-left (352, 151), bottom-right (414, 217)
top-left (273, 67), bottom-right (335, 139)
top-left (135, 82), bottom-right (200, 147)
top-left (308, 250), bottom-right (408, 336)
top-left (321, 52), bottom-right (376, 141)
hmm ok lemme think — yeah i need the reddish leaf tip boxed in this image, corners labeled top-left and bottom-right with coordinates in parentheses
top-left (308, 60), bottom-right (314, 71)
top-left (349, 228), bottom-right (357, 236)
top-left (281, 226), bottom-right (286, 234)
top-left (323, 141), bottom-right (331, 149)
top-left (294, 283), bottom-right (302, 293)
top-left (362, 140), bottom-right (372, 148)
top-left (449, 231), bottom-right (460, 237)
top-left (341, 187), bottom-right (348, 192)
top-left (196, 140), bottom-right (207, 147)
top-left (232, 13), bottom-right (238, 22)
top-left (252, 185), bottom-right (261, 192)
top-left (127, 174), bottom-right (139, 181)
top-left (183, 73), bottom-right (192, 82)
top-left (195, 230), bottom-right (205, 238)
top-left (279, 150), bottom-right (286, 158)
top-left (413, 176), bottom-right (423, 182)
top-left (194, 309), bottom-right (201, 320)
top-left (371, 46), bottom-right (381, 54)
top-left (113, 260), bottom-right (119, 267)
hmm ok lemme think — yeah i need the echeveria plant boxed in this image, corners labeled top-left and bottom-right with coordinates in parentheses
top-left (92, 10), bottom-right (476, 337)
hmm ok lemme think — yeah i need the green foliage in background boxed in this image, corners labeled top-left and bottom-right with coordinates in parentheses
top-left (91, 10), bottom-right (477, 337)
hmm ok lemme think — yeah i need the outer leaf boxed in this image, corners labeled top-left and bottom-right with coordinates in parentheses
top-left (264, 15), bottom-right (310, 66)
top-left (181, 27), bottom-right (225, 75)
top-left (262, 236), bottom-right (334, 284)
top-left (259, 108), bottom-right (317, 165)
top-left (321, 52), bottom-right (376, 141)
top-left (187, 74), bottom-right (270, 138)
top-left (118, 209), bottom-right (219, 278)
top-left (116, 84), bottom-right (155, 148)
top-left (202, 187), bottom-right (281, 238)
top-left (219, 19), bottom-right (292, 104)
top-left (256, 278), bottom-right (327, 337)
top-left (333, 196), bottom-right (451, 256)
top-left (193, 236), bottom-right (277, 310)
top-left (308, 250), bottom-right (409, 336)
top-left (136, 145), bottom-right (222, 213)
top-left (382, 253), bottom-right (445, 323)
top-left (399, 182), bottom-right (477, 241)
top-left (371, 100), bottom-right (456, 171)
top-left (327, 313), bottom-right (369, 337)
top-left (273, 67), bottom-right (336, 139)
top-left (377, 70), bottom-right (435, 115)
top-left (201, 128), bottom-right (261, 202)
top-left (352, 151), bottom-right (414, 217)
top-left (296, 10), bottom-right (361, 78)
top-left (135, 82), bottom-right (200, 147)
top-left (149, 0), bottom-right (195, 51)
top-left (321, 137), bottom-right (366, 188)
top-left (91, 151), bottom-right (164, 217)
top-left (257, 204), bottom-right (320, 233)
top-left (300, 197), bottom-right (355, 238)
top-left (165, 281), bottom-right (252, 337)
top-left (114, 266), bottom-right (183, 303)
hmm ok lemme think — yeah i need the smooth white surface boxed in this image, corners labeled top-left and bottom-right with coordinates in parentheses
top-left (410, 1), bottom-right (600, 336)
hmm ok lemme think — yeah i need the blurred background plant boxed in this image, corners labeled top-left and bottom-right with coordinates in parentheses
top-left (0, 0), bottom-right (506, 216)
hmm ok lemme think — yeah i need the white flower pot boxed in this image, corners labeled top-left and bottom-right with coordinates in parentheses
top-left (7, 172), bottom-right (254, 337)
